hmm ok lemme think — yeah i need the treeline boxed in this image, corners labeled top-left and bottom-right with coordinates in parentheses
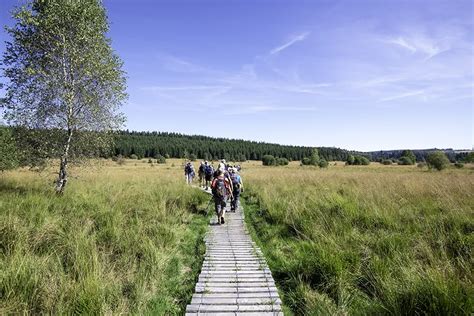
top-left (368, 149), bottom-right (471, 163)
top-left (112, 130), bottom-right (353, 161)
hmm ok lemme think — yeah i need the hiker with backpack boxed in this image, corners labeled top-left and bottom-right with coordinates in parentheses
top-left (184, 162), bottom-right (195, 185)
top-left (229, 167), bottom-right (243, 212)
top-left (204, 161), bottom-right (214, 190)
top-left (211, 169), bottom-right (232, 224)
top-left (198, 161), bottom-right (205, 187)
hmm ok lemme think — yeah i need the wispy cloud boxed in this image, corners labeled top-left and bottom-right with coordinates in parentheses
top-left (270, 32), bottom-right (310, 55)
top-left (385, 35), bottom-right (449, 60)
top-left (379, 90), bottom-right (425, 102)
top-left (142, 85), bottom-right (230, 91)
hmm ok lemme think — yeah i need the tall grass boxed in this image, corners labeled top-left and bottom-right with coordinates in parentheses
top-left (0, 160), bottom-right (209, 314)
top-left (243, 164), bottom-right (473, 315)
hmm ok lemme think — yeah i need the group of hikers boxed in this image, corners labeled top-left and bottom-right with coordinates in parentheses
top-left (184, 160), bottom-right (243, 225)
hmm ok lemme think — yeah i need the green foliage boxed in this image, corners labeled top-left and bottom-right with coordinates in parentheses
top-left (188, 154), bottom-right (197, 161)
top-left (112, 131), bottom-right (351, 162)
top-left (0, 126), bottom-right (19, 172)
top-left (401, 150), bottom-right (416, 164)
top-left (454, 162), bottom-right (464, 169)
top-left (346, 155), bottom-right (355, 165)
top-left (318, 159), bottom-right (328, 168)
top-left (417, 162), bottom-right (427, 168)
top-left (262, 155), bottom-right (276, 166)
top-left (2, 0), bottom-right (127, 191)
top-left (398, 156), bottom-right (414, 165)
top-left (156, 155), bottom-right (166, 164)
top-left (130, 154), bottom-right (138, 160)
top-left (426, 151), bottom-right (450, 171)
top-left (381, 159), bottom-right (392, 165)
top-left (302, 148), bottom-right (320, 166)
top-left (347, 155), bottom-right (370, 165)
top-left (464, 152), bottom-right (474, 163)
top-left (277, 157), bottom-right (289, 166)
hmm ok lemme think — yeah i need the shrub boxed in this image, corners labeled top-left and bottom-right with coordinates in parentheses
top-left (426, 151), bottom-right (450, 171)
top-left (262, 155), bottom-right (276, 166)
top-left (346, 155), bottom-right (355, 165)
top-left (130, 154), bottom-right (138, 160)
top-left (381, 159), bottom-right (392, 165)
top-left (277, 158), bottom-right (289, 166)
top-left (302, 149), bottom-right (320, 166)
top-left (398, 156), bottom-right (414, 165)
top-left (301, 157), bottom-right (312, 166)
top-left (417, 162), bottom-right (427, 168)
top-left (0, 127), bottom-right (19, 172)
top-left (401, 150), bottom-right (416, 164)
top-left (189, 154), bottom-right (197, 161)
top-left (148, 158), bottom-right (153, 164)
top-left (318, 159), bottom-right (328, 168)
top-left (454, 162), bottom-right (464, 169)
top-left (156, 155), bottom-right (166, 164)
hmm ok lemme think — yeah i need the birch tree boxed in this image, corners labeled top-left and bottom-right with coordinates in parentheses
top-left (2, 0), bottom-right (127, 193)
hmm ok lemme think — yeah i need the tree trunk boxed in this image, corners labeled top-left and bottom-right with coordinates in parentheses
top-left (56, 128), bottom-right (73, 194)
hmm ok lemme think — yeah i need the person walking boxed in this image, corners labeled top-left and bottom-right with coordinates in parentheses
top-left (184, 161), bottom-right (195, 185)
top-left (229, 167), bottom-right (243, 212)
top-left (198, 161), bottom-right (205, 187)
top-left (211, 169), bottom-right (232, 224)
top-left (204, 161), bottom-right (214, 190)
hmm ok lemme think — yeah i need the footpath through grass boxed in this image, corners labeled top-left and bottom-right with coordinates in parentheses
top-left (243, 164), bottom-right (473, 315)
top-left (0, 160), bottom-right (210, 314)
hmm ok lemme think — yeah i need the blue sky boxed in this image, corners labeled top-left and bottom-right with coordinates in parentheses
top-left (1, 0), bottom-right (473, 151)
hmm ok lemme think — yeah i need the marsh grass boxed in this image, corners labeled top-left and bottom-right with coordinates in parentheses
top-left (242, 163), bottom-right (473, 315)
top-left (0, 159), bottom-right (209, 314)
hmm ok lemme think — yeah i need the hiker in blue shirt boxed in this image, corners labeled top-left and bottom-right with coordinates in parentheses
top-left (229, 167), bottom-right (243, 212)
top-left (184, 161), bottom-right (195, 185)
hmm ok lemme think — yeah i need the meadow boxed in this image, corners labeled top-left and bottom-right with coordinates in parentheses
top-left (0, 159), bottom-right (210, 314)
top-left (242, 162), bottom-right (474, 315)
top-left (1, 159), bottom-right (473, 315)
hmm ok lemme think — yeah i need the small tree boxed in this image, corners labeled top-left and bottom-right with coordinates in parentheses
top-left (0, 126), bottom-right (19, 172)
top-left (398, 156), bottom-right (414, 165)
top-left (310, 148), bottom-right (320, 166)
top-left (2, 0), bottom-right (127, 193)
top-left (401, 150), bottom-right (416, 164)
top-left (277, 157), bottom-right (289, 166)
top-left (189, 153), bottom-right (197, 161)
top-left (426, 151), bottom-right (450, 171)
top-left (156, 154), bottom-right (166, 164)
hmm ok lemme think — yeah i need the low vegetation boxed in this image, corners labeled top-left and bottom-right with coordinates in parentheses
top-left (0, 160), bottom-right (209, 314)
top-left (243, 163), bottom-right (473, 315)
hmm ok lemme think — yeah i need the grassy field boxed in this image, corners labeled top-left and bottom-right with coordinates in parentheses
top-left (0, 159), bottom-right (210, 314)
top-left (241, 162), bottom-right (473, 315)
top-left (1, 159), bottom-right (473, 315)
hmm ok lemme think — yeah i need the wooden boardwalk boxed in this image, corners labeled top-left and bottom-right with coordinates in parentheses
top-left (186, 195), bottom-right (283, 315)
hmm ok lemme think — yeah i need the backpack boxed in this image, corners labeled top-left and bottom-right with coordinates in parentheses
top-left (185, 164), bottom-right (192, 174)
top-left (230, 174), bottom-right (241, 189)
top-left (212, 177), bottom-right (226, 199)
top-left (205, 165), bottom-right (213, 176)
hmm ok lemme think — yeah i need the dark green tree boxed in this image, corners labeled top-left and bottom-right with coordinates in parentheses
top-left (2, 0), bottom-right (127, 193)
top-left (0, 126), bottom-right (19, 172)
top-left (426, 151), bottom-right (450, 171)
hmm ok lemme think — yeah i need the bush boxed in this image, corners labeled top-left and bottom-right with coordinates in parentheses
top-left (398, 156), bottom-right (414, 165)
top-left (156, 155), bottom-right (166, 164)
top-left (454, 162), bottom-right (464, 169)
top-left (0, 127), bottom-right (19, 172)
top-left (188, 154), bottom-right (197, 161)
top-left (301, 157), bottom-right (311, 166)
top-left (277, 158), bottom-right (289, 166)
top-left (318, 159), bottom-right (328, 168)
top-left (381, 159), bottom-right (392, 165)
top-left (302, 149), bottom-right (320, 166)
top-left (348, 155), bottom-right (370, 165)
top-left (426, 151), bottom-right (450, 171)
top-left (148, 158), bottom-right (153, 164)
top-left (401, 150), bottom-right (416, 164)
top-left (130, 154), bottom-right (138, 160)
top-left (262, 155), bottom-right (276, 166)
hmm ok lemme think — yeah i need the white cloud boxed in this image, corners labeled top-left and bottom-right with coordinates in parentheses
top-left (385, 35), bottom-right (449, 60)
top-left (270, 32), bottom-right (310, 55)
top-left (378, 90), bottom-right (425, 102)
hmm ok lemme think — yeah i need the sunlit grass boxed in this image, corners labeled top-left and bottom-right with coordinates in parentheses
top-left (0, 159), bottom-right (209, 314)
top-left (242, 163), bottom-right (473, 315)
